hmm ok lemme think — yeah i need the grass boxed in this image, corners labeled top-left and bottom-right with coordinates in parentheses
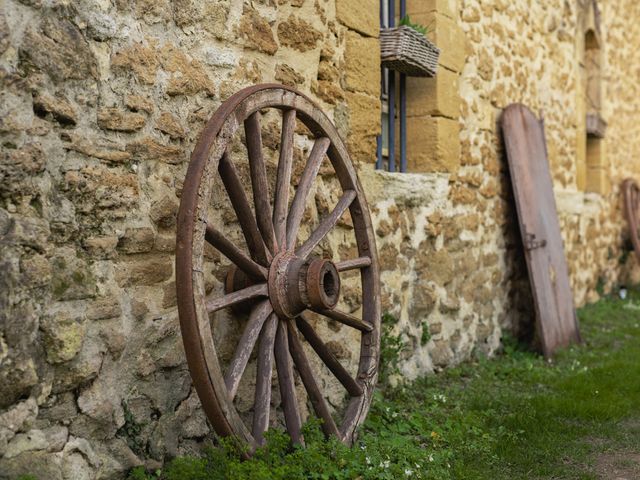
top-left (127, 289), bottom-right (640, 479)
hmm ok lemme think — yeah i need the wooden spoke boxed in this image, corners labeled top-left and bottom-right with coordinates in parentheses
top-left (224, 300), bottom-right (273, 401)
top-left (286, 318), bottom-right (340, 438)
top-left (296, 315), bottom-right (363, 397)
top-left (286, 137), bottom-right (331, 250)
top-left (314, 308), bottom-right (373, 333)
top-left (296, 190), bottom-right (356, 259)
top-left (206, 283), bottom-right (268, 313)
top-left (245, 112), bottom-right (277, 253)
top-left (205, 225), bottom-right (268, 280)
top-left (273, 109), bottom-right (296, 248)
top-left (274, 320), bottom-right (304, 445)
top-left (218, 151), bottom-right (270, 266)
top-left (252, 313), bottom-right (278, 445)
top-left (336, 256), bottom-right (372, 272)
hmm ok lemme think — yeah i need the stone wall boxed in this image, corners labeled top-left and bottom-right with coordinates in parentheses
top-left (374, 0), bottom-right (640, 383)
top-left (2, 0), bottom-right (640, 478)
top-left (0, 0), bottom-right (379, 477)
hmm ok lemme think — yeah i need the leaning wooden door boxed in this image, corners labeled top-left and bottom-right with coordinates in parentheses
top-left (501, 104), bottom-right (581, 357)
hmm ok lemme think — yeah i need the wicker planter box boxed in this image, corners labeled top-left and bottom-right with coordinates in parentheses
top-left (380, 25), bottom-right (440, 77)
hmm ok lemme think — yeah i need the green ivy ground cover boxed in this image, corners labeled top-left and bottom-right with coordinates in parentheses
top-left (123, 290), bottom-right (640, 480)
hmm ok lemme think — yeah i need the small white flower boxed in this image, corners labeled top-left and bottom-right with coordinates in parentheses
top-left (366, 457), bottom-right (371, 465)
top-left (428, 454), bottom-right (434, 462)
top-left (404, 468), bottom-right (413, 476)
top-left (379, 460), bottom-right (390, 469)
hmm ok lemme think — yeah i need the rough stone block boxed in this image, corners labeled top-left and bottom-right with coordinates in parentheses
top-left (124, 95), bottom-right (154, 113)
top-left (344, 31), bottom-right (380, 97)
top-left (117, 227), bottom-right (156, 254)
top-left (0, 143), bottom-right (46, 197)
top-left (50, 250), bottom-right (97, 301)
top-left (61, 132), bottom-right (131, 163)
top-left (20, 254), bottom-right (51, 289)
top-left (41, 313), bottom-right (86, 364)
top-left (336, 0), bottom-right (378, 37)
top-left (155, 112), bottom-right (185, 139)
top-left (407, 0), bottom-right (458, 19)
top-left (407, 67), bottom-right (460, 119)
top-left (237, 7), bottom-right (278, 54)
top-left (407, 116), bottom-right (460, 173)
top-left (32, 92), bottom-right (77, 125)
top-left (115, 255), bottom-right (173, 287)
top-left (126, 137), bottom-right (184, 164)
top-left (154, 232), bottom-right (176, 253)
top-left (86, 297), bottom-right (122, 321)
top-left (0, 451), bottom-right (64, 480)
top-left (575, 131), bottom-right (587, 191)
top-left (157, 44), bottom-right (215, 96)
top-left (312, 80), bottom-right (344, 104)
top-left (586, 167), bottom-right (609, 195)
top-left (275, 63), bottom-right (304, 87)
top-left (412, 12), bottom-right (465, 73)
top-left (3, 427), bottom-right (68, 458)
top-left (277, 15), bottom-right (323, 52)
top-left (111, 42), bottom-right (158, 85)
top-left (97, 108), bottom-right (146, 132)
top-left (343, 91), bottom-right (381, 164)
top-left (19, 17), bottom-right (97, 82)
top-left (82, 236), bottom-right (118, 258)
top-left (150, 195), bottom-right (179, 228)
top-left (415, 241), bottom-right (454, 285)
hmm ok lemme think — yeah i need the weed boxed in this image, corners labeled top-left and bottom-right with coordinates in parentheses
top-left (420, 322), bottom-right (431, 346)
top-left (378, 312), bottom-right (405, 386)
top-left (595, 275), bottom-right (606, 296)
top-left (127, 291), bottom-right (640, 479)
top-left (398, 15), bottom-right (431, 35)
top-left (118, 400), bottom-right (147, 457)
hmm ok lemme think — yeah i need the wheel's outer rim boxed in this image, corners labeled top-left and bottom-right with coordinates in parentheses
top-left (623, 178), bottom-right (640, 261)
top-left (176, 84), bottom-right (381, 450)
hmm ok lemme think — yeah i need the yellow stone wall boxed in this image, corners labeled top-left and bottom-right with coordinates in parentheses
top-left (2, 0), bottom-right (640, 475)
top-left (0, 0), bottom-right (382, 475)
top-left (368, 0), bottom-right (640, 379)
top-left (457, 0), bottom-right (640, 303)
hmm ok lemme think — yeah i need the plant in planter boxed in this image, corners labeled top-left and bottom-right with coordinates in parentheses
top-left (398, 15), bottom-right (430, 35)
top-left (380, 15), bottom-right (440, 77)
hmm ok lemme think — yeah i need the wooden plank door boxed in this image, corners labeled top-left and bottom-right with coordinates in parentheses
top-left (501, 104), bottom-right (581, 357)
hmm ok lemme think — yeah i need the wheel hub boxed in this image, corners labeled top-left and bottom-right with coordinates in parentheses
top-left (267, 251), bottom-right (341, 319)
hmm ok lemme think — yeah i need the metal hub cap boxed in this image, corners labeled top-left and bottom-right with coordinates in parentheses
top-left (267, 253), bottom-right (341, 319)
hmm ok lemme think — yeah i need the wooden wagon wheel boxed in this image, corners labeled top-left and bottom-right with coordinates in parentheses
top-left (176, 84), bottom-right (380, 452)
top-left (623, 178), bottom-right (640, 261)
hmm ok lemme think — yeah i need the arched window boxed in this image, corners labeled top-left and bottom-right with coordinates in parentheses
top-left (577, 0), bottom-right (607, 193)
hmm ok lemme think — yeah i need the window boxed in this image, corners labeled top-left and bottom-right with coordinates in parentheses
top-left (577, 0), bottom-right (607, 194)
top-left (376, 0), bottom-right (408, 172)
